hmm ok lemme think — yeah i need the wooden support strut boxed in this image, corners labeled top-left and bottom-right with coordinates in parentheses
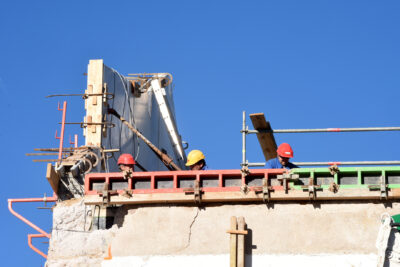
top-left (228, 216), bottom-right (247, 267)
top-left (108, 108), bottom-right (182, 171)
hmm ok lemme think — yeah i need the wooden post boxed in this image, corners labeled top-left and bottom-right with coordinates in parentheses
top-left (230, 216), bottom-right (237, 267)
top-left (237, 216), bottom-right (245, 267)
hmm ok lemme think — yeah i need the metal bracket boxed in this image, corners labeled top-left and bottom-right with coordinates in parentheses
top-left (121, 189), bottom-right (133, 198)
top-left (240, 184), bottom-right (250, 195)
top-left (183, 180), bottom-right (203, 204)
top-left (277, 173), bottom-right (299, 194)
top-left (253, 179), bottom-right (274, 203)
top-left (61, 122), bottom-right (115, 129)
top-left (194, 180), bottom-right (201, 204)
top-left (368, 175), bottom-right (388, 200)
top-left (97, 183), bottom-right (118, 206)
top-left (240, 163), bottom-right (250, 177)
top-left (262, 179), bottom-right (272, 203)
top-left (301, 178), bottom-right (322, 200)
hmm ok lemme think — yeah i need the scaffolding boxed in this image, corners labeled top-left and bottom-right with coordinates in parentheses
top-left (241, 111), bottom-right (400, 170)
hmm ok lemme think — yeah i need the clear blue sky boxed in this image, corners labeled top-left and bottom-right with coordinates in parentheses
top-left (1, 1), bottom-right (399, 265)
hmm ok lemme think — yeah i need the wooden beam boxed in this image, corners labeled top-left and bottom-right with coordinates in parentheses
top-left (249, 113), bottom-right (277, 161)
top-left (85, 59), bottom-right (104, 147)
top-left (84, 188), bottom-right (400, 205)
top-left (46, 163), bottom-right (60, 195)
top-left (237, 216), bottom-right (245, 267)
top-left (230, 216), bottom-right (237, 267)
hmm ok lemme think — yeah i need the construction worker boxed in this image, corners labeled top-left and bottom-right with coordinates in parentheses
top-left (266, 143), bottom-right (298, 169)
top-left (186, 150), bottom-right (206, 170)
top-left (118, 153), bottom-right (136, 172)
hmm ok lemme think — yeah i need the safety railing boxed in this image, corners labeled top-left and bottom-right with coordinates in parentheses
top-left (8, 196), bottom-right (57, 259)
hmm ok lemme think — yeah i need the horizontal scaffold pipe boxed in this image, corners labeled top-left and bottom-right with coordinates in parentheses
top-left (248, 126), bottom-right (400, 134)
top-left (293, 161), bottom-right (400, 166)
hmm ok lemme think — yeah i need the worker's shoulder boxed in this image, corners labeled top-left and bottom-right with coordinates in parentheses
top-left (266, 157), bottom-right (280, 168)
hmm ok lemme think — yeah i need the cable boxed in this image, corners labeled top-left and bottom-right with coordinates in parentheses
top-left (103, 68), bottom-right (141, 172)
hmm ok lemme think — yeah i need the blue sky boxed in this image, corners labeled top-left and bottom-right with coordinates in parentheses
top-left (1, 1), bottom-right (400, 265)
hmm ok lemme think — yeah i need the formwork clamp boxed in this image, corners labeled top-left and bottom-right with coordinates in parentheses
top-left (368, 175), bottom-right (388, 200)
top-left (301, 178), bottom-right (322, 201)
top-left (97, 183), bottom-right (118, 206)
top-left (184, 180), bottom-right (203, 204)
top-left (253, 179), bottom-right (274, 202)
top-left (262, 178), bottom-right (273, 203)
top-left (277, 173), bottom-right (299, 194)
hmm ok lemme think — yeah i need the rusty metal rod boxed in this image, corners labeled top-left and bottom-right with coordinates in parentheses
top-left (108, 108), bottom-right (182, 171)
top-left (46, 93), bottom-right (114, 99)
top-left (292, 161), bottom-right (400, 166)
top-left (26, 153), bottom-right (70, 156)
top-left (33, 159), bottom-right (59, 162)
top-left (248, 126), bottom-right (400, 134)
top-left (34, 147), bottom-right (84, 151)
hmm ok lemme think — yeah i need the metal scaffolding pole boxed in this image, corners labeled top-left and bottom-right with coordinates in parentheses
top-left (248, 126), bottom-right (400, 134)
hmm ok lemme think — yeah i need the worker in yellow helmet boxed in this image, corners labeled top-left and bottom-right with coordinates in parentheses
top-left (186, 150), bottom-right (206, 170)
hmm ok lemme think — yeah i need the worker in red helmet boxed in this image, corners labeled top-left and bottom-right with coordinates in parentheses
top-left (266, 143), bottom-right (298, 169)
top-left (118, 153), bottom-right (136, 172)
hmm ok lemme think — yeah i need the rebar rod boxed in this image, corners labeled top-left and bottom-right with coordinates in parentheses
top-left (242, 111), bottom-right (246, 167)
top-left (34, 147), bottom-right (84, 151)
top-left (26, 153), bottom-right (70, 156)
top-left (292, 161), bottom-right (400, 166)
top-left (248, 126), bottom-right (400, 134)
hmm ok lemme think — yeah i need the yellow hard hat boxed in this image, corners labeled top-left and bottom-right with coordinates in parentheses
top-left (185, 150), bottom-right (205, 166)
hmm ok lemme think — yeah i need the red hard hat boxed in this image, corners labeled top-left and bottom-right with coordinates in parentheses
top-left (118, 153), bottom-right (136, 165)
top-left (277, 143), bottom-right (294, 158)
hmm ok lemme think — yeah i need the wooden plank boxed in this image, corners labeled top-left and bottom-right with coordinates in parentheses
top-left (237, 216), bottom-right (245, 267)
top-left (230, 216), bottom-right (237, 267)
top-left (85, 59), bottom-right (104, 146)
top-left (84, 188), bottom-right (400, 205)
top-left (227, 230), bottom-right (248, 235)
top-left (249, 113), bottom-right (277, 161)
top-left (46, 163), bottom-right (60, 195)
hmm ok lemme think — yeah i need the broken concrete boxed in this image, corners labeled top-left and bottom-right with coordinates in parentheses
top-left (46, 199), bottom-right (117, 266)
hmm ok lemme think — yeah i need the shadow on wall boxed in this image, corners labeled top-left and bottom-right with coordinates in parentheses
top-left (245, 227), bottom-right (255, 267)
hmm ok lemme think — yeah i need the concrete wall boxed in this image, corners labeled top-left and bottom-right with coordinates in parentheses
top-left (46, 199), bottom-right (400, 266)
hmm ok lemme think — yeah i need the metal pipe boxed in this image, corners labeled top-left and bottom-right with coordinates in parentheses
top-left (26, 153), bottom-right (69, 156)
top-left (292, 161), bottom-right (400, 166)
top-left (247, 162), bottom-right (266, 167)
top-left (241, 111), bottom-right (246, 166)
top-left (28, 234), bottom-right (47, 259)
top-left (248, 126), bottom-right (400, 134)
top-left (34, 148), bottom-right (78, 151)
top-left (57, 101), bottom-right (67, 161)
top-left (8, 197), bottom-right (57, 239)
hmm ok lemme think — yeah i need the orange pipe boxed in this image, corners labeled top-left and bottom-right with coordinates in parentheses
top-left (104, 245), bottom-right (112, 260)
top-left (8, 197), bottom-right (57, 239)
top-left (28, 234), bottom-right (48, 259)
top-left (57, 101), bottom-right (67, 161)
